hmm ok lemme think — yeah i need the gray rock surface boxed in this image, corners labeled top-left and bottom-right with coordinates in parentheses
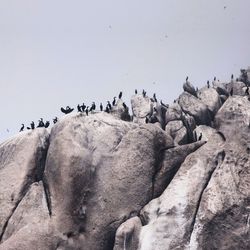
top-left (183, 80), bottom-right (197, 97)
top-left (1, 78), bottom-right (250, 249)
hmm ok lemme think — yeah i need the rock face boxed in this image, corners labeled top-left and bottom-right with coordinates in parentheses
top-left (0, 75), bottom-right (250, 249)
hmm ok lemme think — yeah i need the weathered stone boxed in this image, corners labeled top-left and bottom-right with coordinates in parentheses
top-left (0, 129), bottom-right (49, 238)
top-left (113, 216), bottom-right (142, 250)
top-left (178, 92), bottom-right (212, 125)
top-left (197, 86), bottom-right (222, 114)
top-left (183, 81), bottom-right (197, 97)
top-left (44, 113), bottom-right (173, 249)
top-left (131, 94), bottom-right (153, 124)
top-left (165, 103), bottom-right (183, 125)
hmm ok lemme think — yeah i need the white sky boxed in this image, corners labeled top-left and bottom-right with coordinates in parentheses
top-left (0, 0), bottom-right (250, 143)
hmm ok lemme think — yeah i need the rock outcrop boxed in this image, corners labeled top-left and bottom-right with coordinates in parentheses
top-left (0, 70), bottom-right (250, 249)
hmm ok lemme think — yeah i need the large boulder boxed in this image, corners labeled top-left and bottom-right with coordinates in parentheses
top-left (138, 127), bottom-right (225, 250)
top-left (131, 94), bottom-right (153, 124)
top-left (183, 80), bottom-right (197, 97)
top-left (178, 92), bottom-right (212, 125)
top-left (0, 128), bottom-right (49, 238)
top-left (44, 112), bottom-right (173, 249)
top-left (197, 86), bottom-right (222, 114)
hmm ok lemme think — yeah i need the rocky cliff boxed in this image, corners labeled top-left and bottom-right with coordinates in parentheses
top-left (0, 74), bottom-right (250, 249)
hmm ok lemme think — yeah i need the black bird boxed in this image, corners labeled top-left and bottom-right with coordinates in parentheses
top-left (107, 101), bottom-right (112, 110)
top-left (246, 86), bottom-right (249, 96)
top-left (77, 104), bottom-right (82, 112)
top-left (61, 106), bottom-right (74, 114)
top-left (198, 133), bottom-right (202, 141)
top-left (231, 74), bottom-right (234, 80)
top-left (19, 124), bottom-right (24, 132)
top-left (89, 102), bottom-right (96, 112)
top-left (207, 80), bottom-right (210, 88)
top-left (135, 89), bottom-right (138, 94)
top-left (122, 102), bottom-right (127, 110)
top-left (37, 118), bottom-right (45, 128)
top-left (186, 76), bottom-right (189, 82)
top-left (230, 88), bottom-right (233, 96)
top-left (153, 93), bottom-right (157, 102)
top-left (81, 103), bottom-right (86, 112)
top-left (100, 103), bottom-right (103, 111)
top-left (53, 117), bottom-right (58, 124)
top-left (105, 105), bottom-right (110, 113)
top-left (112, 97), bottom-right (116, 106)
top-left (44, 121), bottom-right (50, 128)
top-left (142, 89), bottom-right (146, 97)
top-left (214, 77), bottom-right (216, 81)
top-left (118, 91), bottom-right (122, 99)
top-left (85, 107), bottom-right (89, 116)
top-left (31, 121), bottom-right (35, 129)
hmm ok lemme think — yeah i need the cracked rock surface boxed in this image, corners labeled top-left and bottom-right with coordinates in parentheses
top-left (0, 78), bottom-right (250, 249)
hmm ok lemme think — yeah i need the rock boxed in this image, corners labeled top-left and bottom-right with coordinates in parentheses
top-left (131, 94), bottom-right (153, 124)
top-left (226, 81), bottom-right (246, 96)
top-left (0, 128), bottom-right (49, 238)
top-left (138, 127), bottom-right (225, 250)
top-left (214, 96), bottom-right (250, 138)
top-left (189, 129), bottom-right (250, 250)
top-left (178, 92), bottom-right (212, 125)
top-left (44, 113), bottom-right (173, 249)
top-left (197, 86), bottom-right (222, 114)
top-left (111, 99), bottom-right (131, 121)
top-left (165, 103), bottom-right (183, 125)
top-left (153, 141), bottom-right (206, 198)
top-left (113, 216), bottom-right (142, 250)
top-left (165, 120), bottom-right (187, 145)
top-left (183, 80), bottom-right (197, 97)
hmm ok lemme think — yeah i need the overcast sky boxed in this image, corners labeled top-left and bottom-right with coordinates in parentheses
top-left (0, 0), bottom-right (250, 143)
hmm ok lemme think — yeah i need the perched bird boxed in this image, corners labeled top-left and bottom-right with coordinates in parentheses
top-left (85, 107), bottom-right (89, 116)
top-left (31, 121), bottom-right (35, 129)
top-left (44, 121), bottom-right (50, 128)
top-left (105, 105), bottom-right (110, 113)
top-left (231, 74), bottom-right (234, 80)
top-left (153, 93), bottom-right (157, 102)
top-left (61, 106), bottom-right (74, 114)
top-left (112, 97), bottom-right (116, 106)
top-left (245, 86), bottom-right (249, 95)
top-left (77, 104), bottom-right (82, 112)
top-left (230, 88), bottom-right (233, 96)
top-left (207, 80), bottom-right (210, 88)
top-left (37, 118), bottom-right (45, 128)
top-left (135, 89), bottom-right (138, 94)
top-left (186, 76), bottom-right (189, 82)
top-left (118, 91), bottom-right (122, 99)
top-left (81, 103), bottom-right (86, 112)
top-left (19, 124), bottom-right (24, 132)
top-left (107, 101), bottom-right (112, 110)
top-left (89, 102), bottom-right (96, 112)
top-left (100, 103), bottom-right (103, 111)
top-left (142, 89), bottom-right (146, 97)
top-left (198, 133), bottom-right (202, 141)
top-left (122, 102), bottom-right (127, 110)
top-left (53, 117), bottom-right (58, 124)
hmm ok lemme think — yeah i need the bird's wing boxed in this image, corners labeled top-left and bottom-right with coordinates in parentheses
top-left (61, 107), bottom-right (66, 113)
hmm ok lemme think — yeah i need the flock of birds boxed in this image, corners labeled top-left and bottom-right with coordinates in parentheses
top-left (19, 72), bottom-right (249, 133)
top-left (19, 91), bottom-right (141, 132)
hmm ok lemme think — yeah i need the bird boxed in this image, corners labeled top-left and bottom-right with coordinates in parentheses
top-left (230, 88), bottom-right (233, 96)
top-left (122, 102), bottom-right (127, 110)
top-left (89, 102), bottom-right (96, 112)
top-left (77, 104), bottom-right (82, 112)
top-left (105, 105), bottom-right (110, 113)
top-left (160, 100), bottom-right (169, 109)
top-left (30, 121), bottom-right (35, 129)
top-left (81, 103), bottom-right (86, 112)
top-left (112, 97), bottom-right (116, 106)
top-left (118, 91), bottom-right (122, 99)
top-left (37, 118), bottom-right (45, 128)
top-left (44, 121), bottom-right (50, 128)
top-left (153, 93), bottom-right (157, 102)
top-left (231, 74), bottom-right (234, 80)
top-left (19, 124), bottom-right (24, 132)
top-left (207, 80), bottom-right (210, 88)
top-left (245, 86), bottom-right (249, 95)
top-left (100, 103), bottom-right (103, 111)
top-left (135, 89), bottom-right (138, 94)
top-left (186, 76), bottom-right (189, 82)
top-left (198, 133), bottom-right (202, 141)
top-left (53, 117), bottom-right (58, 124)
top-left (107, 101), bottom-right (112, 110)
top-left (85, 107), bottom-right (89, 116)
top-left (142, 89), bottom-right (146, 97)
top-left (61, 106), bottom-right (74, 114)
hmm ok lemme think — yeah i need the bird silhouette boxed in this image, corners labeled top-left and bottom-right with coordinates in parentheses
top-left (19, 124), bottom-right (24, 132)
top-left (118, 91), bottom-right (122, 99)
top-left (61, 106), bottom-right (74, 114)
